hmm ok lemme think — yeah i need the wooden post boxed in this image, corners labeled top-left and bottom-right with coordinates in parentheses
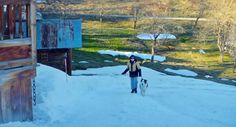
top-left (31, 0), bottom-right (37, 69)
top-left (13, 4), bottom-right (16, 38)
top-left (67, 49), bottom-right (72, 76)
top-left (26, 4), bottom-right (30, 37)
top-left (0, 4), bottom-right (3, 40)
top-left (18, 3), bottom-right (23, 38)
top-left (7, 3), bottom-right (13, 39)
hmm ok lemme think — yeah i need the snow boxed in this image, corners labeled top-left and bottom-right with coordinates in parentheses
top-left (221, 78), bottom-right (230, 81)
top-left (1, 64), bottom-right (236, 127)
top-left (98, 50), bottom-right (166, 62)
top-left (199, 49), bottom-right (206, 54)
top-left (165, 68), bottom-right (198, 77)
top-left (137, 33), bottom-right (176, 40)
top-left (78, 61), bottom-right (89, 64)
top-left (205, 75), bottom-right (214, 79)
top-left (36, 0), bottom-right (46, 3)
top-left (104, 60), bottom-right (113, 63)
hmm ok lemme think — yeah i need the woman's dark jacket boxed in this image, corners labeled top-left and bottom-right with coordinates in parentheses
top-left (122, 60), bottom-right (142, 77)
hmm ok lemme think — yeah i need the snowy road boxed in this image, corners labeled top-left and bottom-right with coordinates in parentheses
top-left (2, 64), bottom-right (236, 127)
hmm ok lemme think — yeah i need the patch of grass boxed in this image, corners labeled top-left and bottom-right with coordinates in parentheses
top-left (73, 20), bottom-right (236, 83)
top-left (72, 49), bottom-right (123, 70)
top-left (164, 42), bottom-right (235, 79)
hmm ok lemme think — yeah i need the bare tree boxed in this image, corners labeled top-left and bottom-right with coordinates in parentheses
top-left (192, 0), bottom-right (208, 31)
top-left (205, 0), bottom-right (236, 63)
top-left (143, 23), bottom-right (165, 62)
top-left (227, 26), bottom-right (236, 72)
top-left (131, 0), bottom-right (142, 29)
top-left (140, 0), bottom-right (173, 62)
top-left (98, 0), bottom-right (105, 24)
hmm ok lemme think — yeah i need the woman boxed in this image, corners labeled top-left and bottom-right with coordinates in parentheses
top-left (122, 55), bottom-right (142, 93)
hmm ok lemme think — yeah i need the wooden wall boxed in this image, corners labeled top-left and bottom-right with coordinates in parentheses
top-left (37, 48), bottom-right (72, 75)
top-left (0, 67), bottom-right (35, 123)
top-left (0, 45), bottom-right (31, 62)
top-left (0, 39), bottom-right (32, 70)
top-left (0, 39), bottom-right (35, 123)
top-left (0, 0), bottom-right (36, 124)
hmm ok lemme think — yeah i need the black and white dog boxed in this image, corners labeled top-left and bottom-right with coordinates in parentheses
top-left (139, 78), bottom-right (148, 96)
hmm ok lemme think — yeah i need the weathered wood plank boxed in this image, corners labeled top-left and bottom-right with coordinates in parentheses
top-left (0, 4), bottom-right (3, 40)
top-left (10, 79), bottom-right (22, 122)
top-left (0, 71), bottom-right (33, 123)
top-left (12, 4), bottom-right (17, 38)
top-left (18, 3), bottom-right (23, 38)
top-left (1, 81), bottom-right (12, 122)
top-left (31, 0), bottom-right (37, 66)
top-left (7, 4), bottom-right (13, 39)
top-left (20, 78), bottom-right (26, 121)
top-left (0, 38), bottom-right (31, 48)
top-left (26, 4), bottom-right (30, 37)
top-left (0, 45), bottom-right (31, 62)
top-left (0, 58), bottom-right (32, 70)
top-left (0, 66), bottom-right (36, 85)
top-left (21, 78), bottom-right (32, 121)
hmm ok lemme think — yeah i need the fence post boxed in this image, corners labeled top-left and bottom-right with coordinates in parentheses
top-left (31, 0), bottom-right (37, 68)
top-left (0, 4), bottom-right (3, 40)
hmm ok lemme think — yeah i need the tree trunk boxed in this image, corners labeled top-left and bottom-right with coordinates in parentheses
top-left (217, 29), bottom-right (224, 63)
top-left (133, 20), bottom-right (137, 29)
top-left (133, 7), bottom-right (138, 29)
top-left (151, 45), bottom-right (155, 62)
top-left (220, 52), bottom-right (224, 63)
top-left (192, 17), bottom-right (200, 32)
top-left (193, 0), bottom-right (205, 31)
top-left (100, 14), bottom-right (103, 23)
top-left (100, 10), bottom-right (103, 34)
top-left (151, 39), bottom-right (158, 62)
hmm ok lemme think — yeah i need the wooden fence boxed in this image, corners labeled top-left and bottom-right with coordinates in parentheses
top-left (0, 0), bottom-right (31, 40)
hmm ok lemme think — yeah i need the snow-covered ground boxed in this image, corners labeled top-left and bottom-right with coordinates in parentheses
top-left (205, 75), bottom-right (214, 79)
top-left (199, 49), bottom-right (206, 54)
top-left (2, 64), bottom-right (236, 127)
top-left (98, 50), bottom-right (166, 62)
top-left (221, 78), bottom-right (230, 81)
top-left (165, 68), bottom-right (198, 77)
top-left (104, 60), bottom-right (113, 63)
top-left (137, 33), bottom-right (176, 40)
top-left (78, 61), bottom-right (89, 64)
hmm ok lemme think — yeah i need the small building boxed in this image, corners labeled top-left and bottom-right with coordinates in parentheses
top-left (0, 0), bottom-right (36, 123)
top-left (36, 19), bottom-right (82, 75)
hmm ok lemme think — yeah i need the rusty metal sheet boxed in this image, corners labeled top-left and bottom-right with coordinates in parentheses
top-left (36, 19), bottom-right (82, 49)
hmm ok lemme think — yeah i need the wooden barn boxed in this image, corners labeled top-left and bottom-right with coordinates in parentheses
top-left (36, 19), bottom-right (82, 75)
top-left (0, 0), bottom-right (36, 123)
